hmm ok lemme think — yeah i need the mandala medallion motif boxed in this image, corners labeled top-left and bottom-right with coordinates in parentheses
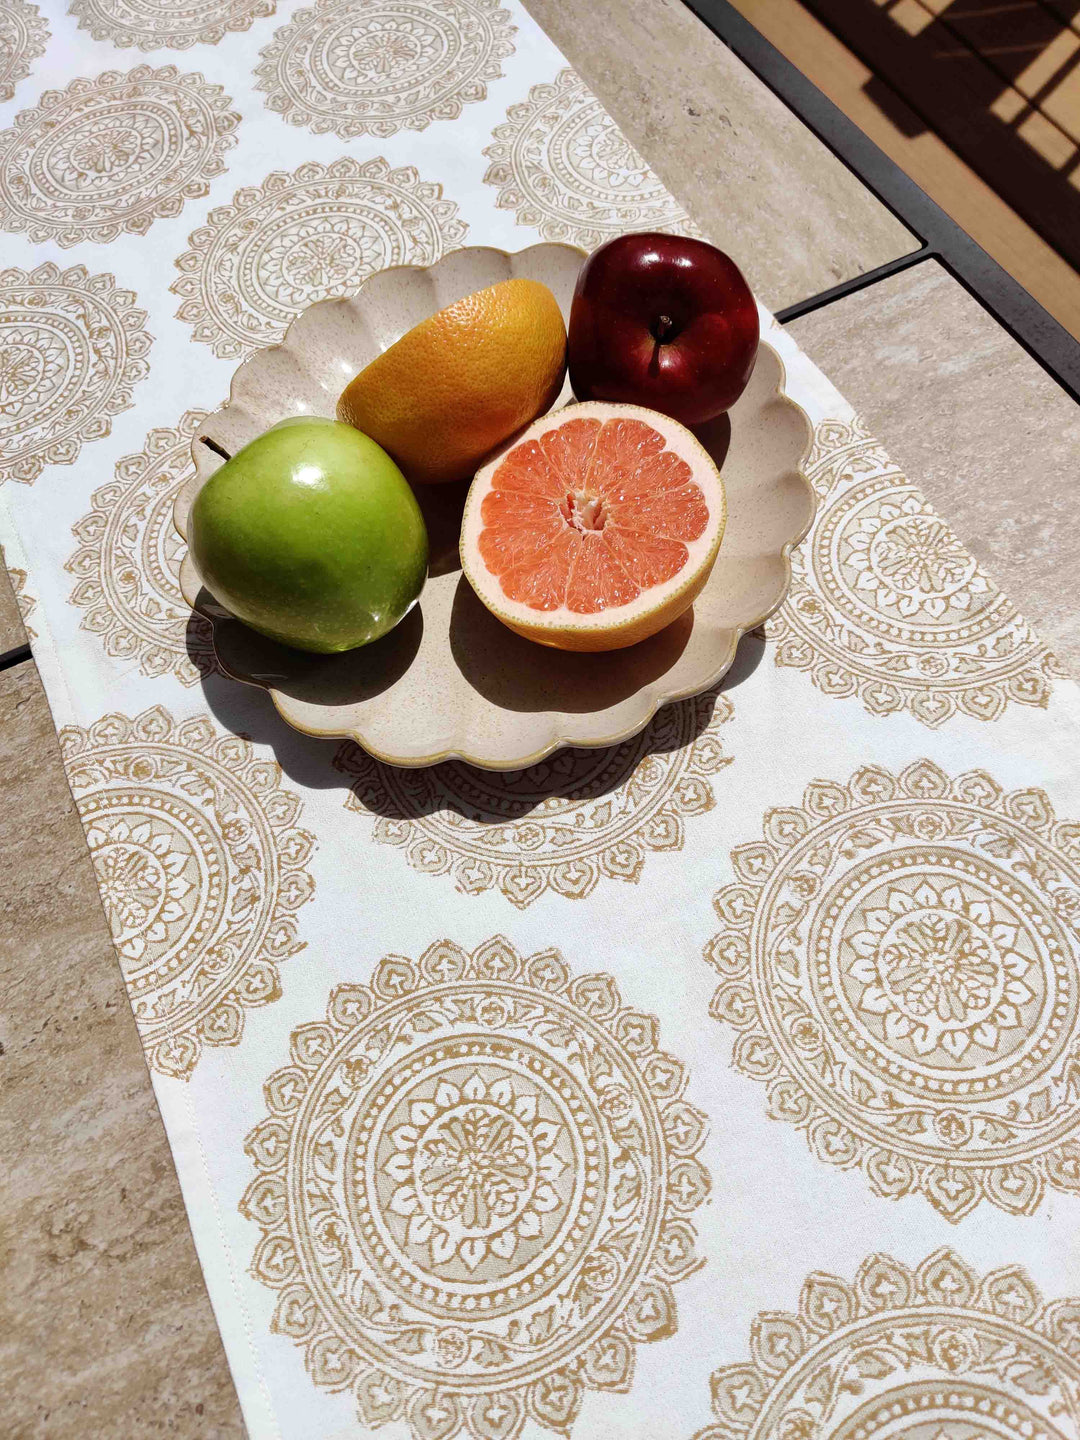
top-left (336, 692), bottom-right (731, 908)
top-left (172, 157), bottom-right (468, 359)
top-left (243, 937), bottom-right (709, 1438)
top-left (768, 418), bottom-right (1062, 726)
top-left (254, 0), bottom-right (516, 140)
top-left (483, 68), bottom-right (702, 250)
top-left (67, 410), bottom-right (216, 685)
top-left (704, 759), bottom-right (1080, 1219)
top-left (61, 707), bottom-right (316, 1080)
top-left (2, 551), bottom-right (35, 639)
top-left (0, 66), bottom-right (240, 246)
top-left (0, 0), bottom-right (49, 104)
top-left (697, 1248), bottom-right (1080, 1440)
top-left (0, 264), bottom-right (151, 485)
top-left (70, 0), bottom-right (276, 50)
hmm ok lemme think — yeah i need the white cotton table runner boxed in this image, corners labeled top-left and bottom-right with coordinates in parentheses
top-left (3, 2), bottom-right (1080, 1436)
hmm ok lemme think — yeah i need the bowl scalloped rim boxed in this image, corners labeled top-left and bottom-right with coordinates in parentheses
top-left (174, 242), bottom-right (816, 770)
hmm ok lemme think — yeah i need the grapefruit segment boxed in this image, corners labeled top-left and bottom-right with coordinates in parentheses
top-left (461, 401), bottom-right (726, 652)
top-left (539, 416), bottom-right (601, 492)
top-left (590, 417), bottom-right (669, 499)
top-left (500, 529), bottom-right (578, 609)
top-left (603, 527), bottom-right (687, 589)
top-left (615, 485), bottom-right (710, 540)
top-left (565, 535), bottom-right (639, 614)
top-left (479, 489), bottom-right (562, 530)
top-left (496, 437), bottom-right (566, 500)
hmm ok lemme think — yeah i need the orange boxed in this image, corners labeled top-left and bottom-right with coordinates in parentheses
top-left (460, 401), bottom-right (726, 651)
top-left (337, 278), bottom-right (566, 485)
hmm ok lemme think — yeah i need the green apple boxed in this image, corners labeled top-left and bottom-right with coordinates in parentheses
top-left (189, 416), bottom-right (428, 653)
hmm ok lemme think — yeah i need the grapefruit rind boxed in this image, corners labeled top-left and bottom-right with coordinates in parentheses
top-left (337, 278), bottom-right (567, 486)
top-left (460, 402), bottom-right (726, 652)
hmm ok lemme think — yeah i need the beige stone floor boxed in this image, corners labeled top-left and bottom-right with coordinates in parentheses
top-left (0, 664), bottom-right (245, 1437)
top-left (3, 4), bottom-right (1078, 1437)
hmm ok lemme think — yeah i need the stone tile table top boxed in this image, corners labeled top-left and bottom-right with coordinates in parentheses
top-left (520, 0), bottom-right (919, 311)
top-left (789, 261), bottom-right (1080, 675)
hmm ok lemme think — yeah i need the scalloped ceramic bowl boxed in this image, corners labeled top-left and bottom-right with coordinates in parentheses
top-left (174, 243), bottom-right (814, 769)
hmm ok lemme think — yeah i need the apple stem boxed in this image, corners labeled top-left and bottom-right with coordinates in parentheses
top-left (653, 314), bottom-right (676, 343)
top-left (199, 436), bottom-right (232, 462)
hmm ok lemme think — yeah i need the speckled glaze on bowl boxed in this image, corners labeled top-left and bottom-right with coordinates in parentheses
top-left (174, 243), bottom-right (814, 769)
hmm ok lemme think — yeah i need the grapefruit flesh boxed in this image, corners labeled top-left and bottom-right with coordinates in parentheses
top-left (460, 402), bottom-right (725, 651)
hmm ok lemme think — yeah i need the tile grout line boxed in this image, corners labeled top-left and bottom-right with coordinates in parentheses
top-left (0, 644), bottom-right (32, 674)
top-left (775, 247), bottom-right (933, 323)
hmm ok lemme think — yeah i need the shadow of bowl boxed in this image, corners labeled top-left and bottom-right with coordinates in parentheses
top-left (345, 671), bottom-right (726, 824)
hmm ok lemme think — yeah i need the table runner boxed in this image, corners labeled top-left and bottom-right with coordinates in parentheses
top-left (4, 2), bottom-right (1080, 1435)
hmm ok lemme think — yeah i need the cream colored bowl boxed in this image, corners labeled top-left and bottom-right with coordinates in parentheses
top-left (174, 243), bottom-right (814, 769)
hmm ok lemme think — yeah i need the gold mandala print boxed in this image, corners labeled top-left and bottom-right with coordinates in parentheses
top-left (172, 157), bottom-right (468, 359)
top-left (67, 411), bottom-right (216, 686)
top-left (335, 693), bottom-right (731, 909)
top-left (70, 0), bottom-right (275, 50)
top-left (768, 418), bottom-right (1061, 726)
top-left (254, 0), bottom-right (516, 140)
top-left (61, 707), bottom-right (316, 1081)
top-left (0, 264), bottom-right (152, 486)
top-left (0, 0), bottom-right (49, 104)
top-left (704, 759), bottom-right (1080, 1220)
top-left (0, 66), bottom-right (240, 246)
top-left (697, 1247), bottom-right (1080, 1440)
top-left (483, 68), bottom-right (701, 251)
top-left (243, 937), bottom-right (709, 1438)
top-left (2, 551), bottom-right (35, 640)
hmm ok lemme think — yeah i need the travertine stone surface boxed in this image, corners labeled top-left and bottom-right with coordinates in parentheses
top-left (520, 0), bottom-right (918, 309)
top-left (788, 260), bottom-right (1080, 675)
top-left (0, 661), bottom-right (243, 1439)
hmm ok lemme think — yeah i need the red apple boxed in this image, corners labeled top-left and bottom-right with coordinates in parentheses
top-left (567, 233), bottom-right (759, 426)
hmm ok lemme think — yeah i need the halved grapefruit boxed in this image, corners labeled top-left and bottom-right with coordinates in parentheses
top-left (460, 402), bottom-right (726, 651)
